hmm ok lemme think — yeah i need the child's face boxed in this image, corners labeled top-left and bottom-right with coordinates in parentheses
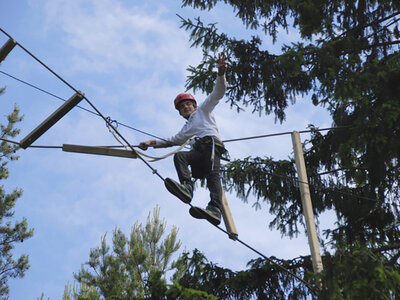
top-left (178, 100), bottom-right (197, 119)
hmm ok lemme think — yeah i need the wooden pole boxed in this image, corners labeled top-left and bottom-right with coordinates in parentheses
top-left (221, 189), bottom-right (238, 240)
top-left (0, 38), bottom-right (17, 63)
top-left (20, 91), bottom-right (84, 149)
top-left (291, 131), bottom-right (324, 274)
top-left (62, 144), bottom-right (138, 159)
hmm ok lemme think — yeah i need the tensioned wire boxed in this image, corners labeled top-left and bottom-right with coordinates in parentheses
top-left (0, 133), bottom-right (317, 292)
top-left (0, 134), bottom-right (385, 207)
top-left (1, 69), bottom-right (363, 201)
top-left (0, 69), bottom-right (340, 145)
top-left (0, 70), bottom-right (165, 142)
top-left (6, 128), bottom-right (395, 248)
top-left (0, 28), bottom-right (164, 182)
top-left (1, 69), bottom-right (380, 206)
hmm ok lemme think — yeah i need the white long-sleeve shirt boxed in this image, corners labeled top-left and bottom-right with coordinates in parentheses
top-left (155, 74), bottom-right (227, 147)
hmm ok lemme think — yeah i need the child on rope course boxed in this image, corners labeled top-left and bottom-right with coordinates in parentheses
top-left (139, 53), bottom-right (227, 225)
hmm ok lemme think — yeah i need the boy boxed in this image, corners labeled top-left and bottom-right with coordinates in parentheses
top-left (139, 53), bottom-right (227, 225)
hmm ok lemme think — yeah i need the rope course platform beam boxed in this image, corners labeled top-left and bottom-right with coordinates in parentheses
top-left (62, 144), bottom-right (138, 159)
top-left (20, 91), bottom-right (85, 149)
top-left (0, 38), bottom-right (17, 63)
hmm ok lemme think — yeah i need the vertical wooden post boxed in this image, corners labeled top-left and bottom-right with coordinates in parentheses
top-left (291, 131), bottom-right (324, 274)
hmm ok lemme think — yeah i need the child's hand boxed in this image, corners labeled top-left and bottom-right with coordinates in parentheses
top-left (139, 140), bottom-right (155, 150)
top-left (218, 52), bottom-right (227, 76)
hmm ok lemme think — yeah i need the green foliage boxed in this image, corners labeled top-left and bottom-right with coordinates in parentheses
top-left (173, 249), bottom-right (313, 299)
top-left (166, 281), bottom-right (217, 300)
top-left (221, 156), bottom-right (304, 237)
top-left (62, 281), bottom-right (100, 300)
top-left (320, 243), bottom-right (400, 299)
top-left (0, 91), bottom-right (33, 298)
top-left (71, 206), bottom-right (216, 299)
top-left (37, 293), bottom-right (50, 300)
top-left (73, 206), bottom-right (180, 299)
top-left (180, 13), bottom-right (310, 122)
top-left (179, 0), bottom-right (400, 298)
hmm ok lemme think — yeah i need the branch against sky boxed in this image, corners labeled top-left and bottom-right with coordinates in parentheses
top-left (0, 90), bottom-right (33, 299)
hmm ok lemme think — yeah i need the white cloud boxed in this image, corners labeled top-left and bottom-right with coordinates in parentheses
top-left (33, 0), bottom-right (197, 75)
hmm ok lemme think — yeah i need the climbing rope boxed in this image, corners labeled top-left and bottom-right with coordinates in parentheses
top-left (134, 136), bottom-right (197, 162)
top-left (0, 69), bottom-right (166, 142)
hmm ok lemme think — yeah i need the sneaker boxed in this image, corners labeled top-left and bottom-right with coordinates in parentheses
top-left (189, 205), bottom-right (221, 226)
top-left (205, 205), bottom-right (221, 225)
top-left (164, 178), bottom-right (193, 204)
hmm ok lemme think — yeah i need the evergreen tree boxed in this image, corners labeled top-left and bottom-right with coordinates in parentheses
top-left (70, 206), bottom-right (215, 299)
top-left (178, 0), bottom-right (400, 298)
top-left (173, 249), bottom-right (312, 300)
top-left (0, 88), bottom-right (33, 298)
top-left (62, 281), bottom-right (100, 300)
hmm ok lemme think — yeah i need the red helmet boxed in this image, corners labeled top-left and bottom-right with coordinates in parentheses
top-left (174, 92), bottom-right (196, 110)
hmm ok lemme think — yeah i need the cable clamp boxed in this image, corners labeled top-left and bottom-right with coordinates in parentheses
top-left (106, 116), bottom-right (118, 128)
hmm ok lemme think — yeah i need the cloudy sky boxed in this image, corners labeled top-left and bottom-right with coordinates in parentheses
top-left (1, 0), bottom-right (334, 298)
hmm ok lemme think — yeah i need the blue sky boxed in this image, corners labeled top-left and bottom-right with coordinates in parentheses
top-left (1, 0), bottom-right (334, 298)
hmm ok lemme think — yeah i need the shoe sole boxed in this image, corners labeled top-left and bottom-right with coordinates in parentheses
top-left (189, 206), bottom-right (221, 226)
top-left (164, 178), bottom-right (191, 204)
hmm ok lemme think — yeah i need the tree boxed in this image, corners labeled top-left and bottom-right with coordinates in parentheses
top-left (178, 0), bottom-right (400, 298)
top-left (0, 88), bottom-right (34, 298)
top-left (68, 206), bottom-right (216, 299)
top-left (172, 249), bottom-right (312, 300)
top-left (62, 281), bottom-right (100, 300)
